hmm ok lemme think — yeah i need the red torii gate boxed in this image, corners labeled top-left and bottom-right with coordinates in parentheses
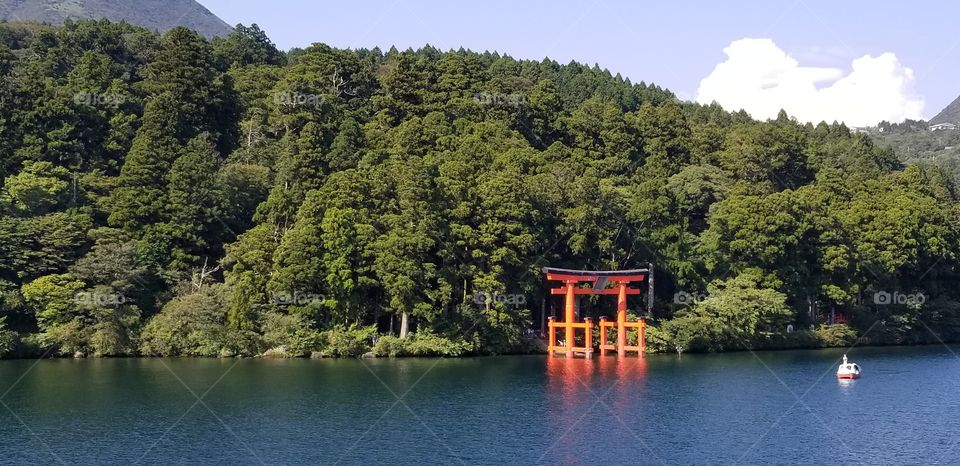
top-left (543, 267), bottom-right (649, 357)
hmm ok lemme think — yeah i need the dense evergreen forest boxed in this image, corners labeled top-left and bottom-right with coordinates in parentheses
top-left (0, 19), bottom-right (957, 358)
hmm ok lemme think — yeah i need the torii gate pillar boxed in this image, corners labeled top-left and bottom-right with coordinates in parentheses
top-left (564, 281), bottom-right (575, 354)
top-left (617, 281), bottom-right (627, 357)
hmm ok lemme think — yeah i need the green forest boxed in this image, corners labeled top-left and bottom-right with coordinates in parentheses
top-left (0, 19), bottom-right (957, 359)
top-left (871, 119), bottom-right (960, 179)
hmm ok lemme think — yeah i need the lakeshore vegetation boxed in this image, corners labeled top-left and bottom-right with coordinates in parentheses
top-left (0, 19), bottom-right (958, 358)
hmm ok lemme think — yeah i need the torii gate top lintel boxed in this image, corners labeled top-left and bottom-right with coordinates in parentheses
top-left (542, 267), bottom-right (649, 284)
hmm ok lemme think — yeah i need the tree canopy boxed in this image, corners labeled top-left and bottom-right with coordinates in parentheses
top-left (0, 20), bottom-right (958, 358)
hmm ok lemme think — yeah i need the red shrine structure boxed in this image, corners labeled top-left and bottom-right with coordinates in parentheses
top-left (543, 267), bottom-right (650, 358)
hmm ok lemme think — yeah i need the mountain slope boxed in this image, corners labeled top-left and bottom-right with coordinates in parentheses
top-left (929, 94), bottom-right (960, 125)
top-left (0, 0), bottom-right (233, 37)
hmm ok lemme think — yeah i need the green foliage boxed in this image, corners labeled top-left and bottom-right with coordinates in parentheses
top-left (223, 223), bottom-right (276, 331)
top-left (659, 274), bottom-right (792, 353)
top-left (872, 119), bottom-right (960, 179)
top-left (318, 324), bottom-right (376, 358)
top-left (373, 331), bottom-right (471, 357)
top-left (107, 92), bottom-right (184, 231)
top-left (659, 315), bottom-right (716, 353)
top-left (0, 316), bottom-right (17, 357)
top-left (212, 24), bottom-right (285, 68)
top-left (22, 274), bottom-right (139, 356)
top-left (261, 312), bottom-right (322, 356)
top-left (371, 335), bottom-right (405, 357)
top-left (139, 285), bottom-right (237, 357)
top-left (3, 18), bottom-right (960, 359)
top-left (164, 132), bottom-right (225, 270)
top-left (21, 274), bottom-right (84, 325)
top-left (814, 324), bottom-right (858, 347)
top-left (1, 161), bottom-right (72, 214)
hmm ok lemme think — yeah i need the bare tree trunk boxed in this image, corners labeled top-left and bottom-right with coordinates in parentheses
top-left (192, 257), bottom-right (221, 293)
top-left (541, 298), bottom-right (546, 335)
top-left (399, 311), bottom-right (410, 338)
top-left (647, 262), bottom-right (655, 315)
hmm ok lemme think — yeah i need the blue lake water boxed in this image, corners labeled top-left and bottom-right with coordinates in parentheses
top-left (0, 346), bottom-right (957, 464)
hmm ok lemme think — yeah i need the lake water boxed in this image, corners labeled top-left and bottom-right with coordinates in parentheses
top-left (0, 346), bottom-right (957, 465)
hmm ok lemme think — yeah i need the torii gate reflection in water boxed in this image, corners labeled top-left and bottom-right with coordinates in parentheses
top-left (543, 267), bottom-right (650, 357)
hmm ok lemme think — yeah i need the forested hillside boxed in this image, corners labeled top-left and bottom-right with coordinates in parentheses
top-left (872, 119), bottom-right (960, 181)
top-left (0, 20), bottom-right (958, 358)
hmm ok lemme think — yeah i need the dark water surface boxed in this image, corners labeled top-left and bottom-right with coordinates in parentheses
top-left (0, 346), bottom-right (957, 465)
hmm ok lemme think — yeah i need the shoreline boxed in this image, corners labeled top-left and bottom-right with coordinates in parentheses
top-left (1, 340), bottom-right (955, 361)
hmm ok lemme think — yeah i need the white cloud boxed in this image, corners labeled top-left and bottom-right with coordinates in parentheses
top-left (696, 38), bottom-right (924, 127)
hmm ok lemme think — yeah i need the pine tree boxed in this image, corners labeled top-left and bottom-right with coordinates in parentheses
top-left (144, 27), bottom-right (239, 152)
top-left (165, 133), bottom-right (224, 272)
top-left (107, 93), bottom-right (183, 232)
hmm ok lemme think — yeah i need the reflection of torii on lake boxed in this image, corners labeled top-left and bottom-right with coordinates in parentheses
top-left (543, 267), bottom-right (651, 358)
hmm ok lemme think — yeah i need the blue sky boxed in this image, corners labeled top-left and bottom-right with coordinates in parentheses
top-left (198, 0), bottom-right (960, 124)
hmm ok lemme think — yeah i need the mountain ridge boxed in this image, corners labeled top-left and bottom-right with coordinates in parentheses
top-left (930, 94), bottom-right (960, 125)
top-left (0, 0), bottom-right (233, 37)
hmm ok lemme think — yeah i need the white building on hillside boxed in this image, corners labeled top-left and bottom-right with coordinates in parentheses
top-left (929, 122), bottom-right (958, 131)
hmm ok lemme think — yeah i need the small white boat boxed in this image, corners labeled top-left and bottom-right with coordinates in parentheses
top-left (836, 354), bottom-right (861, 379)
